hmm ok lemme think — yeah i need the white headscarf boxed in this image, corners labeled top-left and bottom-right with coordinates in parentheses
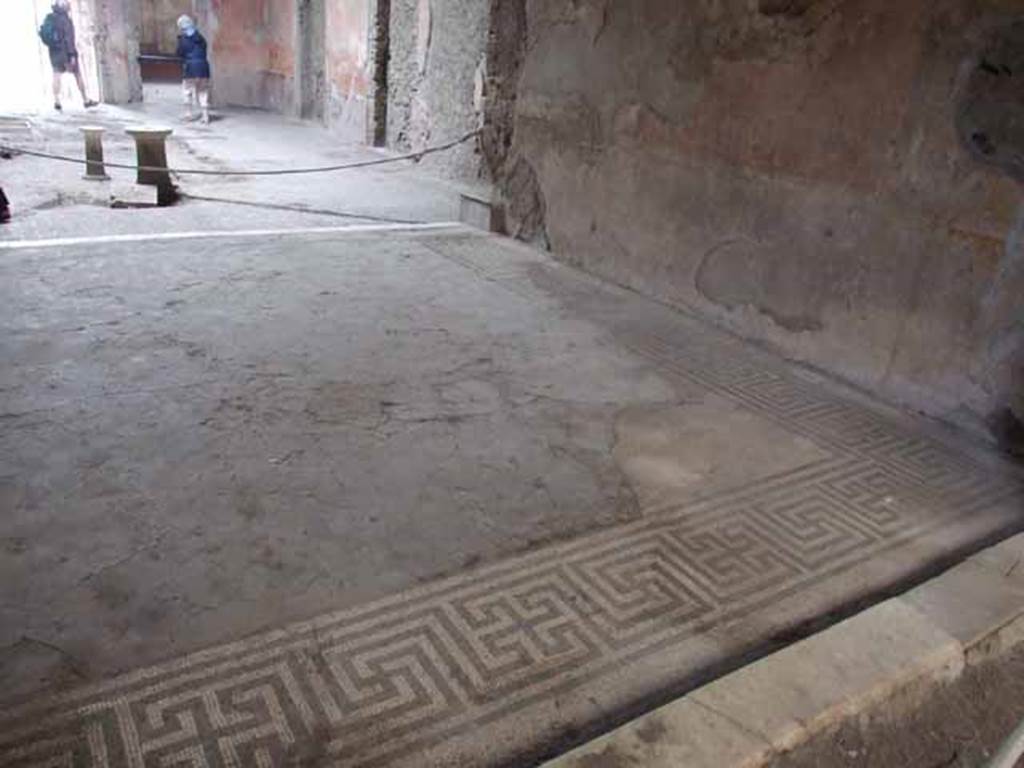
top-left (177, 15), bottom-right (196, 35)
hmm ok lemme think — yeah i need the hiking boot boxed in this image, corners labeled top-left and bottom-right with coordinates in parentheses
top-left (84, 99), bottom-right (98, 108)
top-left (54, 102), bottom-right (63, 112)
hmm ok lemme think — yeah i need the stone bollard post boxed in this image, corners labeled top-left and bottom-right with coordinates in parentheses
top-left (79, 126), bottom-right (109, 181)
top-left (125, 126), bottom-right (177, 206)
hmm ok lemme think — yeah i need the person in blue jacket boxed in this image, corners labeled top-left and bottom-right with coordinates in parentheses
top-left (176, 15), bottom-right (211, 124)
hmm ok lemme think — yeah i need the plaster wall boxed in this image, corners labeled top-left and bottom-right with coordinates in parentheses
top-left (84, 0), bottom-right (142, 103)
top-left (196, 0), bottom-right (297, 113)
top-left (188, 0), bottom-right (369, 133)
top-left (496, 0), bottom-right (1024, 447)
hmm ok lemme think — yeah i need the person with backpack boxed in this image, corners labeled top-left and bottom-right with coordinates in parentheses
top-left (176, 15), bottom-right (212, 124)
top-left (39, 1), bottom-right (97, 112)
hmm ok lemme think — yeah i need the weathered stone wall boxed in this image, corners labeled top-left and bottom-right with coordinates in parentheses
top-left (297, 0), bottom-right (326, 121)
top-left (369, 0), bottom-right (390, 144)
top-left (387, 0), bottom-right (489, 181)
top-left (496, 0), bottom-right (1024, 450)
top-left (89, 0), bottom-right (143, 103)
top-left (482, 0), bottom-right (544, 242)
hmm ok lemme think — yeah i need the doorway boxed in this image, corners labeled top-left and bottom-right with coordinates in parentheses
top-left (297, 0), bottom-right (326, 121)
top-left (0, 0), bottom-right (95, 113)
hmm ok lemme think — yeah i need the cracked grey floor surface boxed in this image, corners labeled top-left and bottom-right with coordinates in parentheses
top-left (0, 226), bottom-right (1022, 767)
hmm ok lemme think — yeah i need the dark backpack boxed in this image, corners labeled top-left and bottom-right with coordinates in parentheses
top-left (39, 14), bottom-right (59, 49)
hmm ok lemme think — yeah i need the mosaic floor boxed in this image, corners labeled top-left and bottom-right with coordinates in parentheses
top-left (1, 229), bottom-right (1021, 767)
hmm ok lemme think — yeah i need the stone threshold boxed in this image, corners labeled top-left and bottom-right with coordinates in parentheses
top-left (547, 533), bottom-right (1024, 768)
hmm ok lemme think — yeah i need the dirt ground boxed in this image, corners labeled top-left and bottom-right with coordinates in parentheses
top-left (770, 645), bottom-right (1024, 768)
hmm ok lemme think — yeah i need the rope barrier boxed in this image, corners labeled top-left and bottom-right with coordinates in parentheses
top-left (0, 128), bottom-right (481, 177)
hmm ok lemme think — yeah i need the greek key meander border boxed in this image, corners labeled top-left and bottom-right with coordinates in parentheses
top-left (2, 237), bottom-right (1021, 767)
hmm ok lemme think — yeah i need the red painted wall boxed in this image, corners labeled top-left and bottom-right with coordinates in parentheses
top-left (201, 0), bottom-right (297, 112)
top-left (191, 0), bottom-right (371, 134)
